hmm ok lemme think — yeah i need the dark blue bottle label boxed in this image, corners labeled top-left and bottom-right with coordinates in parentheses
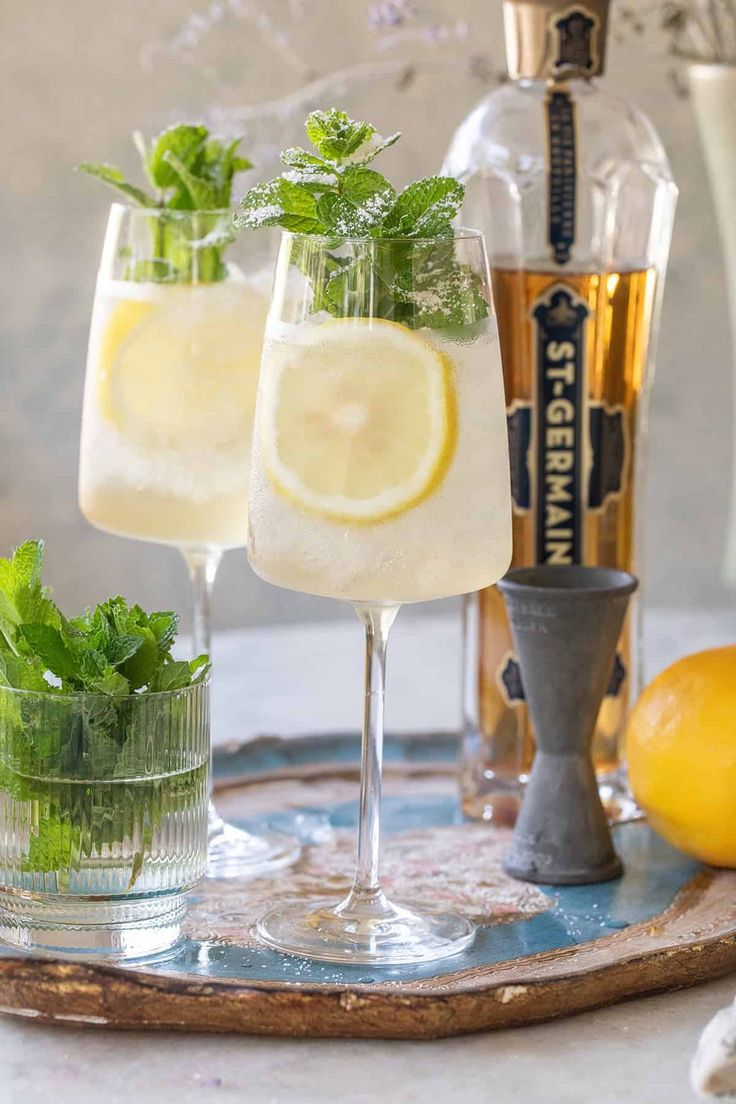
top-left (532, 284), bottom-right (590, 564)
top-left (501, 280), bottom-right (630, 705)
top-left (547, 89), bottom-right (577, 266)
top-left (506, 285), bottom-right (628, 555)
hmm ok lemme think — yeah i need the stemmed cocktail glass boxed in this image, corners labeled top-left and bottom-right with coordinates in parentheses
top-left (78, 203), bottom-right (299, 878)
top-left (248, 230), bottom-right (512, 963)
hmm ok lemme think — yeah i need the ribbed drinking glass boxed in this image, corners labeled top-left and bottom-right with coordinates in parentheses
top-left (0, 681), bottom-right (209, 958)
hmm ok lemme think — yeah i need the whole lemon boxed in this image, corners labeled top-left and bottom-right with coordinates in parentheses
top-left (626, 646), bottom-right (736, 867)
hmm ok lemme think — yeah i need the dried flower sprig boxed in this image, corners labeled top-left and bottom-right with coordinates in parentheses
top-left (618, 0), bottom-right (736, 64)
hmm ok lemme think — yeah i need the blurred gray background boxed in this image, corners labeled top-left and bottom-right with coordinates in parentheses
top-left (0, 0), bottom-right (730, 629)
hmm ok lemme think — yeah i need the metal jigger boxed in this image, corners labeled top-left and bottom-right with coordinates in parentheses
top-left (498, 565), bottom-right (638, 885)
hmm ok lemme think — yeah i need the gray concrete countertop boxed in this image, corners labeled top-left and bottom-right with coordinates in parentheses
top-left (2, 974), bottom-right (734, 1104)
top-left (1, 607), bottom-right (734, 1104)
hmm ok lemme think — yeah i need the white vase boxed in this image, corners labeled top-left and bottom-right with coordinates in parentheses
top-left (689, 63), bottom-right (736, 584)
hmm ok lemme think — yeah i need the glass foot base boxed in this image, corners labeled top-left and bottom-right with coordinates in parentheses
top-left (257, 891), bottom-right (476, 965)
top-left (0, 889), bottom-right (185, 961)
top-left (207, 814), bottom-right (300, 880)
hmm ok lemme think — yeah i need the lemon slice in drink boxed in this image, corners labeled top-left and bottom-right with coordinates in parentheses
top-left (260, 317), bottom-right (457, 524)
top-left (98, 284), bottom-right (267, 450)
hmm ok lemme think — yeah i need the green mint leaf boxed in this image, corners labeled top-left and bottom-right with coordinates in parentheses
top-left (236, 178), bottom-right (325, 233)
top-left (22, 813), bottom-right (77, 877)
top-left (67, 644), bottom-right (113, 693)
top-left (0, 650), bottom-right (50, 694)
top-left (383, 177), bottom-right (464, 237)
top-left (88, 667), bottom-right (131, 696)
top-left (79, 597), bottom-right (163, 690)
top-left (287, 239), bottom-right (346, 314)
top-left (0, 541), bottom-right (61, 655)
top-left (197, 137), bottom-right (252, 207)
top-left (149, 659), bottom-right (194, 693)
top-left (283, 167), bottom-right (339, 194)
top-left (162, 151), bottom-right (219, 209)
top-left (145, 123), bottom-right (208, 189)
top-left (235, 179), bottom-right (287, 228)
top-left (346, 131), bottom-right (401, 166)
top-left (315, 194), bottom-right (370, 235)
top-left (118, 632), bottom-right (159, 690)
top-left (148, 611), bottom-right (179, 656)
top-left (67, 606), bottom-right (108, 654)
top-left (3, 540), bottom-right (44, 592)
top-left (75, 163), bottom-right (155, 208)
top-left (305, 109), bottom-right (375, 161)
top-left (106, 633), bottom-right (145, 668)
top-left (101, 596), bottom-right (145, 638)
top-left (189, 654), bottom-right (211, 684)
top-left (124, 258), bottom-right (179, 283)
top-left (128, 846), bottom-right (147, 891)
top-left (19, 624), bottom-right (78, 681)
top-left (14, 585), bottom-right (60, 633)
top-left (192, 223), bottom-right (237, 254)
top-left (280, 147), bottom-right (332, 170)
top-left (322, 257), bottom-right (374, 315)
top-left (340, 167), bottom-right (396, 220)
top-left (398, 261), bottom-right (489, 330)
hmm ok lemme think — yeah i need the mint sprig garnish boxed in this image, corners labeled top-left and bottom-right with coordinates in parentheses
top-left (235, 110), bottom-right (453, 239)
top-left (235, 108), bottom-right (487, 330)
top-left (77, 123), bottom-right (253, 283)
top-left (0, 541), bottom-right (207, 695)
top-left (77, 123), bottom-right (251, 211)
top-left (0, 540), bottom-right (208, 884)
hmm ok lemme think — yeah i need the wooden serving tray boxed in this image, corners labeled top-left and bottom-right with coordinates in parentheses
top-left (0, 733), bottom-right (734, 1039)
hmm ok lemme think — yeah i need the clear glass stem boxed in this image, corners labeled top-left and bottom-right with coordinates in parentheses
top-left (341, 603), bottom-right (399, 913)
top-left (182, 549), bottom-right (301, 878)
top-left (183, 549), bottom-right (222, 658)
top-left (182, 549), bottom-right (223, 836)
top-left (256, 598), bottom-right (474, 962)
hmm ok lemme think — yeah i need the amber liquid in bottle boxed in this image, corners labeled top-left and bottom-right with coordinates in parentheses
top-left (463, 265), bottom-right (657, 821)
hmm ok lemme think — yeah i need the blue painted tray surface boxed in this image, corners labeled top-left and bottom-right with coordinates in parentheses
top-left (176, 824), bottom-right (694, 988)
top-left (172, 733), bottom-right (697, 985)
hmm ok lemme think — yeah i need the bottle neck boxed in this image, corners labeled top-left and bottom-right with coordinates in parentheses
top-left (512, 75), bottom-right (599, 91)
top-left (501, 74), bottom-right (601, 115)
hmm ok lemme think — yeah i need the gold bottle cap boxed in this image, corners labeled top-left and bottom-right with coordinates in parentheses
top-left (503, 0), bottom-right (610, 81)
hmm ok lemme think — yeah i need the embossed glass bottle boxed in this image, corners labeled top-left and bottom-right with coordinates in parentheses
top-left (443, 0), bottom-right (677, 823)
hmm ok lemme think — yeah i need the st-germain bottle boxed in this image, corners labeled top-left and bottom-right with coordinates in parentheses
top-left (443, 0), bottom-right (677, 823)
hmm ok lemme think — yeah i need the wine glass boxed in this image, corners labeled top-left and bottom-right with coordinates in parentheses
top-left (247, 229), bottom-right (512, 963)
top-left (78, 203), bottom-right (300, 878)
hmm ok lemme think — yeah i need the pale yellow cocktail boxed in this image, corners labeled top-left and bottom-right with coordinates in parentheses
top-left (79, 275), bottom-right (268, 551)
top-left (248, 315), bottom-right (511, 603)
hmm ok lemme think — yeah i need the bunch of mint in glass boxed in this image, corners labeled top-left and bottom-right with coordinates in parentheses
top-left (77, 123), bottom-right (252, 283)
top-left (0, 541), bottom-right (208, 882)
top-left (236, 108), bottom-right (488, 330)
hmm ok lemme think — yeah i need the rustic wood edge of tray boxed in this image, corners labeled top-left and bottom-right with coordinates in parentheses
top-left (0, 870), bottom-right (734, 1039)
